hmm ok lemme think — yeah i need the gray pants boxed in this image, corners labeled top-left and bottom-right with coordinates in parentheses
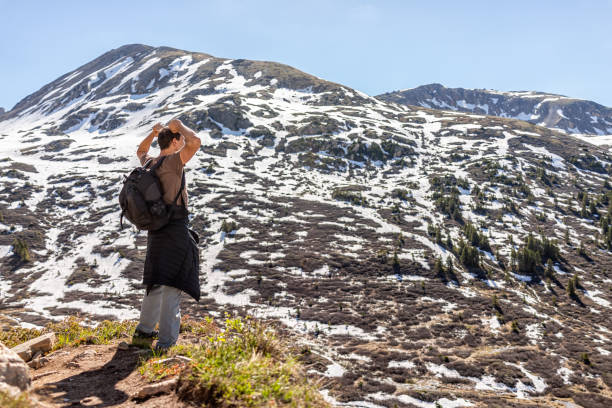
top-left (136, 285), bottom-right (182, 348)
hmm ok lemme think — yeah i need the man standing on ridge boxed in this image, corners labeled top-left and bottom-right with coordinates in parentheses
top-left (133, 118), bottom-right (201, 350)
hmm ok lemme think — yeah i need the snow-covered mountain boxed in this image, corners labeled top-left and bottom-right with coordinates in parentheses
top-left (1, 44), bottom-right (611, 407)
top-left (377, 83), bottom-right (612, 138)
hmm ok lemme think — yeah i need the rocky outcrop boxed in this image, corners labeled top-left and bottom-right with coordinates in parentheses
top-left (377, 83), bottom-right (612, 136)
top-left (207, 103), bottom-right (253, 131)
top-left (0, 341), bottom-right (31, 395)
top-left (10, 333), bottom-right (56, 362)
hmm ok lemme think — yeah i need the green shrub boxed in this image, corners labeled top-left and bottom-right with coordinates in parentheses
top-left (11, 238), bottom-right (30, 262)
top-left (331, 188), bottom-right (368, 206)
top-left (580, 352), bottom-right (591, 366)
top-left (220, 220), bottom-right (238, 233)
top-left (511, 321), bottom-right (520, 333)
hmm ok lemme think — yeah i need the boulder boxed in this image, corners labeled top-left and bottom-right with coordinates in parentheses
top-left (11, 333), bottom-right (56, 362)
top-left (132, 377), bottom-right (178, 399)
top-left (0, 341), bottom-right (31, 392)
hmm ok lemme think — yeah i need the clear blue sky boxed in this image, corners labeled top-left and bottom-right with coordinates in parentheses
top-left (1, 0), bottom-right (611, 111)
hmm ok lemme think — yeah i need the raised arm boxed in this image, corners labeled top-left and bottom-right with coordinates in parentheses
top-left (137, 123), bottom-right (163, 162)
top-left (169, 119), bottom-right (201, 165)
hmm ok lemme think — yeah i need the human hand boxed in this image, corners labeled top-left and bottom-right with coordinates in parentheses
top-left (167, 119), bottom-right (183, 133)
top-left (152, 123), bottom-right (163, 136)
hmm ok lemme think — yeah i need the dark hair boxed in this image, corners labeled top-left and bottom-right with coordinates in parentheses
top-left (158, 128), bottom-right (181, 149)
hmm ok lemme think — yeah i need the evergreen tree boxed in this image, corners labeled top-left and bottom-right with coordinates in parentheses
top-left (515, 232), bottom-right (560, 275)
top-left (457, 238), bottom-right (480, 268)
top-left (510, 247), bottom-right (517, 271)
top-left (567, 278), bottom-right (576, 297)
top-left (545, 259), bottom-right (555, 279)
top-left (589, 200), bottom-right (597, 216)
top-left (11, 238), bottom-right (30, 262)
top-left (571, 273), bottom-right (580, 289)
top-left (392, 251), bottom-right (400, 272)
top-left (433, 256), bottom-right (444, 274)
top-left (446, 257), bottom-right (453, 274)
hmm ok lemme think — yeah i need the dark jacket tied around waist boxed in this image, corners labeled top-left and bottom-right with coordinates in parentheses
top-left (144, 217), bottom-right (200, 301)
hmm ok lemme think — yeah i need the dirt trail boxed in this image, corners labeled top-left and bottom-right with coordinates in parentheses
top-left (29, 340), bottom-right (192, 408)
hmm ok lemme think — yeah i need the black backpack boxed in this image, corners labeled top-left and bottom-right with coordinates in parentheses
top-left (119, 156), bottom-right (185, 231)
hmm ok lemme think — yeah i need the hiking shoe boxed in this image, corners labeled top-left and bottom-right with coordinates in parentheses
top-left (133, 328), bottom-right (158, 339)
top-left (153, 343), bottom-right (176, 354)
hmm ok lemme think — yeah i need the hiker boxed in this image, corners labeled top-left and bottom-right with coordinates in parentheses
top-left (133, 119), bottom-right (201, 350)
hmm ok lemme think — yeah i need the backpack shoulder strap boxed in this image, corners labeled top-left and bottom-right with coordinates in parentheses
top-left (148, 156), bottom-right (167, 171)
top-left (143, 158), bottom-right (154, 169)
top-left (173, 170), bottom-right (186, 205)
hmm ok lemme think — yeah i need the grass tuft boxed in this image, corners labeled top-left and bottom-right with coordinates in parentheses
top-left (0, 391), bottom-right (34, 408)
top-left (0, 327), bottom-right (43, 349)
top-left (175, 316), bottom-right (328, 407)
top-left (46, 317), bottom-right (137, 349)
top-left (1, 317), bottom-right (137, 350)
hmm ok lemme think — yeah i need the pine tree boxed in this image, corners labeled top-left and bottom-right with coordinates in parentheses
top-left (433, 256), bottom-right (443, 274)
top-left (492, 294), bottom-right (500, 310)
top-left (446, 235), bottom-right (453, 249)
top-left (571, 273), bottom-right (580, 289)
top-left (396, 233), bottom-right (405, 248)
top-left (581, 197), bottom-right (588, 218)
top-left (589, 200), bottom-right (597, 216)
top-left (392, 251), bottom-right (400, 272)
top-left (567, 278), bottom-right (576, 297)
top-left (545, 259), bottom-right (555, 279)
top-left (446, 257), bottom-right (453, 274)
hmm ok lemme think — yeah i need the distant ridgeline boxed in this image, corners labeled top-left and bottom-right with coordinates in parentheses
top-left (377, 83), bottom-right (612, 137)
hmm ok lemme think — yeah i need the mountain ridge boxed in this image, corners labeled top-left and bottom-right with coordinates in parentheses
top-left (3, 44), bottom-right (365, 123)
top-left (377, 83), bottom-right (612, 137)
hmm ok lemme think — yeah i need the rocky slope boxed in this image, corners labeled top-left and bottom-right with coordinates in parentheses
top-left (1, 44), bottom-right (611, 407)
top-left (377, 83), bottom-right (612, 138)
